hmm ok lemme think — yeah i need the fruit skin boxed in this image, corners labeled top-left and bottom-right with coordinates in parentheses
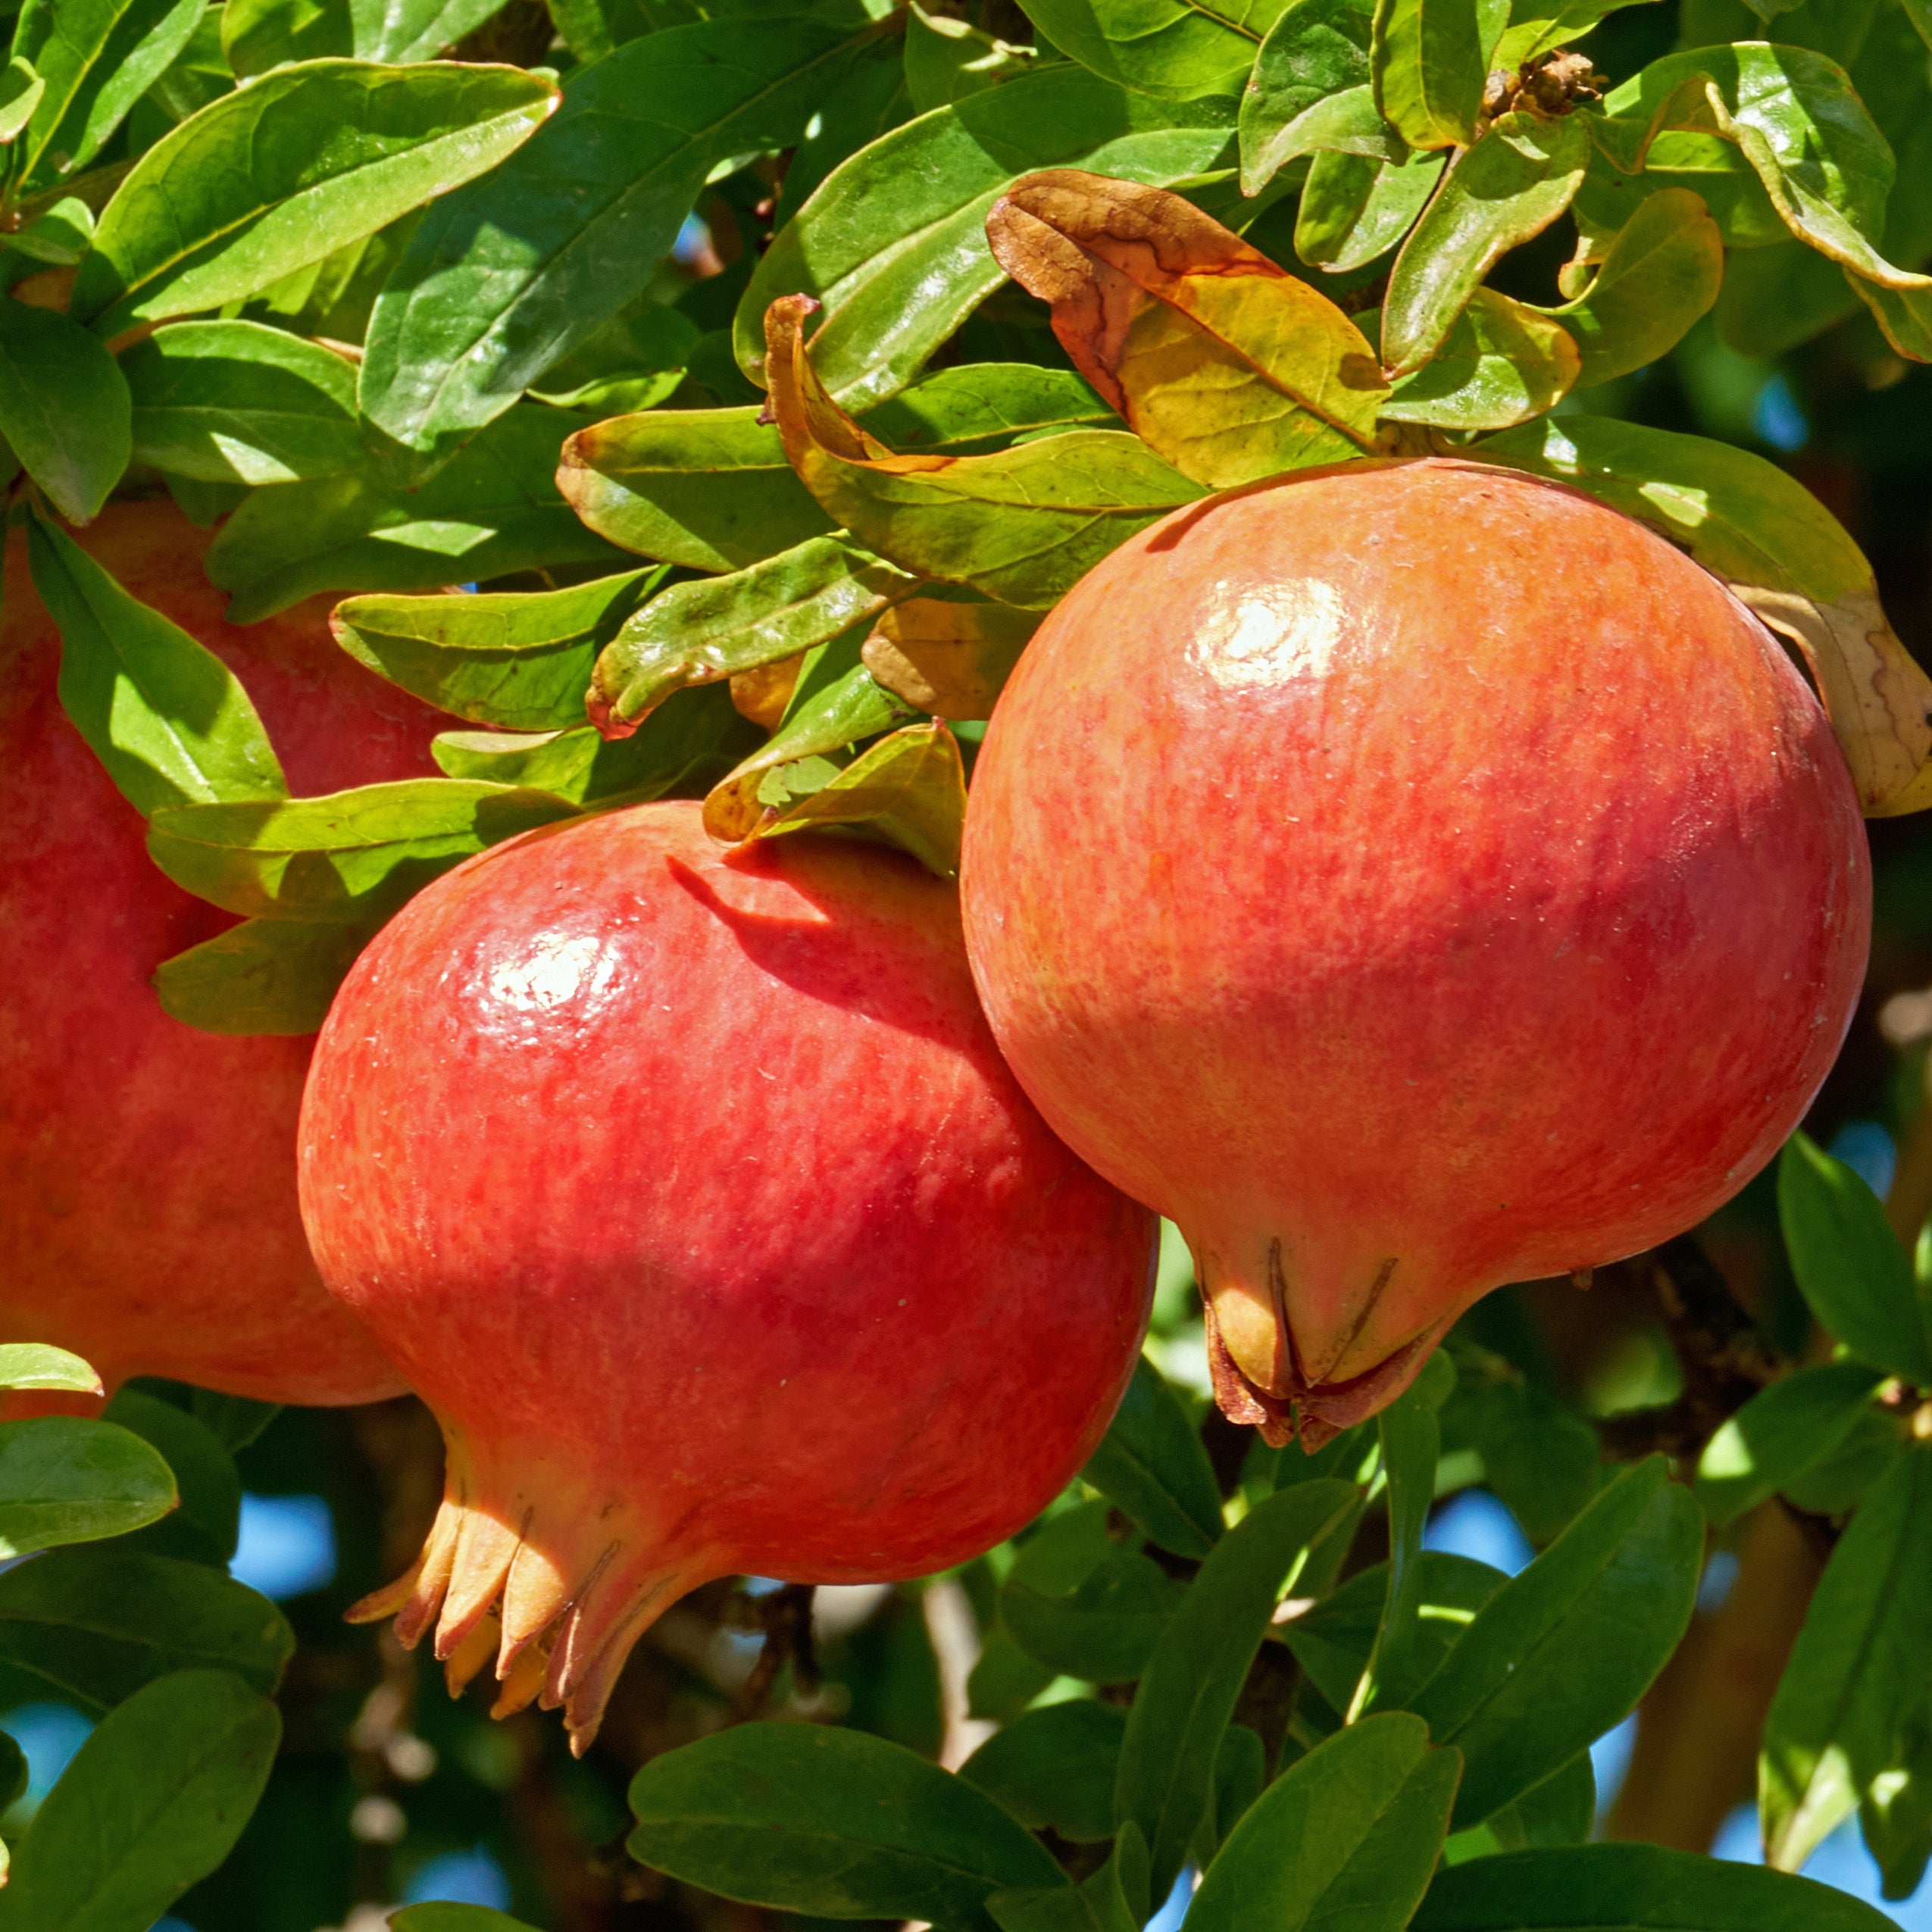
top-left (0, 502), bottom-right (436, 1407)
top-left (298, 799), bottom-right (1155, 1750)
top-left (961, 458), bottom-right (1870, 1446)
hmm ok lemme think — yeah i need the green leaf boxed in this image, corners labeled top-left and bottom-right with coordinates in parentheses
top-left (188, 1391), bottom-right (281, 1455)
top-left (70, 60), bottom-right (559, 336)
top-left (1188, 1715), bottom-right (1459, 1932)
top-left (220, 0), bottom-right (352, 78)
top-left (1295, 148), bottom-right (1444, 274)
top-left (1469, 415), bottom-right (1932, 817)
top-left (5, 191), bottom-right (95, 264)
top-left (1780, 1135), bottom-right (1932, 1381)
top-left (1540, 185), bottom-right (1722, 387)
top-left (0, 55), bottom-right (46, 144)
top-left (0, 1345), bottom-right (102, 1396)
top-left (154, 916), bottom-right (380, 1036)
top-left (735, 65), bottom-right (1238, 409)
top-left (905, 2), bottom-right (1034, 113)
top-left (1014, 0), bottom-right (1284, 102)
top-left (1444, 1752), bottom-right (1597, 1861)
top-left (0, 1669), bottom-right (279, 1932)
top-left (0, 1417), bottom-right (177, 1557)
top-left (1377, 288), bottom-right (1578, 429)
top-left (1000, 1543), bottom-right (1188, 1682)
top-left (358, 18), bottom-right (871, 479)
top-left (147, 778), bottom-right (578, 924)
top-left (1411, 1455), bottom-right (1702, 1829)
top-left (587, 535), bottom-right (918, 736)
top-left (1411, 1843), bottom-right (1899, 1927)
top-left (960, 1699), bottom-right (1127, 1843)
top-left (1349, 1371), bottom-right (1441, 1718)
top-left (349, 0), bottom-right (516, 61)
top-left (529, 299), bottom-right (699, 415)
top-left (861, 364), bottom-right (1122, 452)
top-left (1696, 1362), bottom-right (1889, 1527)
top-left (11, 0), bottom-right (202, 192)
top-left (1446, 1353), bottom-right (1602, 1546)
top-left (1781, 1411), bottom-right (1905, 1518)
top-left (557, 406), bottom-right (838, 573)
top-left (1082, 1355), bottom-right (1224, 1559)
top-left (205, 402), bottom-right (623, 622)
top-left (1280, 1551), bottom-right (1507, 1713)
top-left (1371, 0), bottom-right (1483, 149)
top-left (334, 569), bottom-right (663, 732)
top-left (1860, 1699), bottom-right (1932, 1902)
top-left (989, 1830), bottom-right (1148, 1932)
top-left (0, 298), bottom-right (130, 523)
top-left (1761, 1444), bottom-right (1932, 1871)
top-left (626, 1721), bottom-right (1068, 1927)
top-left (0, 1546), bottom-right (292, 1713)
top-left (121, 320), bottom-right (362, 486)
top-left (1490, 0), bottom-right (1640, 64)
top-left (25, 513), bottom-right (286, 816)
top-left (102, 1390), bottom-right (239, 1565)
top-left (1238, 0), bottom-right (1373, 196)
top-left (1116, 1477), bottom-right (1361, 1898)
top-left (1381, 109), bottom-right (1590, 375)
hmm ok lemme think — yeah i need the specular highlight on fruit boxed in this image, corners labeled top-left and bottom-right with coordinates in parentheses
top-left (299, 799), bottom-right (1155, 1751)
top-left (961, 458), bottom-right (1871, 1447)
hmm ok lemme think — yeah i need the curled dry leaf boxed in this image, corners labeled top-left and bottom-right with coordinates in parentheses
top-left (861, 599), bottom-right (1042, 721)
top-left (983, 169), bottom-right (1387, 489)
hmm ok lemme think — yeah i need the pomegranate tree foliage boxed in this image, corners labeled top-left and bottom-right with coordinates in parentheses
top-left (6, 0), bottom-right (1932, 1918)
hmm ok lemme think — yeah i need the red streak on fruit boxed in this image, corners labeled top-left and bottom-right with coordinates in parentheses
top-left (299, 800), bottom-right (1154, 1751)
top-left (961, 458), bottom-right (1869, 1446)
top-left (0, 504), bottom-right (435, 1408)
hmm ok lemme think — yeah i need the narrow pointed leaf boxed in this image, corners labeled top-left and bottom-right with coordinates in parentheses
top-left (1238, 0), bottom-right (1374, 195)
top-left (986, 170), bottom-right (1386, 488)
top-left (1349, 1372), bottom-right (1440, 1719)
top-left (70, 60), bottom-right (559, 335)
top-left (349, 0), bottom-right (516, 61)
top-left (1471, 415), bottom-right (1932, 815)
top-left (1371, 0), bottom-right (1483, 149)
top-left (0, 1418), bottom-right (177, 1556)
top-left (1382, 110), bottom-right (1591, 375)
top-left (26, 514), bottom-right (286, 816)
top-left (0, 55), bottom-right (45, 145)
top-left (1014, 0), bottom-right (1283, 102)
top-left (154, 917), bottom-right (383, 1036)
top-left (0, 299), bottom-right (130, 523)
top-left (1379, 288), bottom-right (1578, 428)
top-left (1696, 1362), bottom-right (1888, 1528)
top-left (1082, 1355), bottom-right (1225, 1559)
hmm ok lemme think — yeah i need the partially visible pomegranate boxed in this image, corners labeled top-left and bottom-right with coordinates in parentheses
top-left (0, 502), bottom-right (435, 1408)
top-left (298, 802), bottom-right (1155, 1750)
top-left (961, 458), bottom-right (1870, 1446)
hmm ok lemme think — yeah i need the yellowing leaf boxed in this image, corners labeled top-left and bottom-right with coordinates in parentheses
top-left (983, 169), bottom-right (1385, 489)
top-left (860, 599), bottom-right (1041, 721)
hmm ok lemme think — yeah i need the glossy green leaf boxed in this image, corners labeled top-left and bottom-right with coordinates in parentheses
top-left (587, 536), bottom-right (918, 736)
top-left (148, 778), bottom-right (577, 924)
top-left (1117, 1476), bottom-right (1361, 1897)
top-left (736, 65), bottom-right (1238, 409)
top-left (1412, 1843), bottom-right (1899, 1927)
top-left (333, 568), bottom-right (661, 732)
top-left (349, 0), bottom-right (516, 61)
top-left (154, 916), bottom-right (380, 1036)
top-left (0, 1546), bottom-right (292, 1713)
top-left (1781, 1411), bottom-right (1906, 1518)
top-left (1189, 1715), bottom-right (1458, 1932)
top-left (738, 717), bottom-right (969, 876)
top-left (220, 0), bottom-right (353, 77)
top-left (25, 513), bottom-right (286, 818)
top-left (0, 1417), bottom-right (177, 1557)
top-left (1014, 0), bottom-right (1283, 102)
top-left (1238, 0), bottom-right (1373, 195)
top-left (1762, 1445), bottom-right (1932, 1871)
top-left (1382, 110), bottom-right (1590, 375)
top-left (1411, 1455), bottom-right (1701, 1828)
top-left (1780, 1134), bottom-right (1932, 1381)
top-left (1849, 274), bottom-right (1932, 364)
top-left (1349, 1371), bottom-right (1441, 1718)
top-left (358, 18), bottom-right (869, 478)
top-left (1296, 147), bottom-right (1443, 272)
top-left (0, 1669), bottom-right (279, 1932)
top-left (1001, 1543), bottom-right (1187, 1682)
top-left (1540, 185), bottom-right (1721, 388)
top-left (0, 1345), bottom-right (101, 1396)
top-left (11, 0), bottom-right (202, 192)
top-left (627, 1721), bottom-right (1068, 1927)
top-left (960, 1698), bottom-right (1127, 1843)
top-left (0, 55), bottom-right (45, 143)
top-left (121, 320), bottom-right (361, 486)
top-left (70, 60), bottom-right (559, 336)
top-left (206, 403), bottom-right (623, 622)
top-left (1696, 1362), bottom-right (1888, 1527)
top-left (765, 296), bottom-right (1204, 610)
top-left (528, 299), bottom-right (699, 415)
top-left (5, 192), bottom-right (95, 264)
top-left (1083, 1355), bottom-right (1224, 1559)
top-left (1371, 0), bottom-right (1483, 149)
top-left (0, 298), bottom-right (130, 523)
top-left (102, 1390), bottom-right (239, 1566)
top-left (556, 406), bottom-right (838, 573)
top-left (1379, 288), bottom-right (1579, 428)
top-left (1491, 0), bottom-right (1641, 63)
top-left (904, 2), bottom-right (1034, 112)
top-left (861, 364), bottom-right (1121, 453)
top-left (1470, 415), bottom-right (1932, 816)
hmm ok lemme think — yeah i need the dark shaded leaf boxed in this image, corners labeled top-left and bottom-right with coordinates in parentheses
top-left (102, 1389), bottom-right (239, 1565)
top-left (960, 1699), bottom-right (1127, 1843)
top-left (1696, 1361), bottom-right (1888, 1527)
top-left (0, 1418), bottom-right (177, 1558)
top-left (1082, 1354), bottom-right (1224, 1559)
top-left (0, 299), bottom-right (130, 521)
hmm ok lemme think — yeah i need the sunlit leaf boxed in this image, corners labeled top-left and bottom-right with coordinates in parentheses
top-left (154, 914), bottom-right (380, 1037)
top-left (860, 596), bottom-right (1039, 721)
top-left (0, 1346), bottom-right (101, 1396)
top-left (1696, 1362), bottom-right (1889, 1528)
top-left (1378, 289), bottom-right (1578, 428)
top-left (1295, 147), bottom-right (1444, 274)
top-left (1014, 0), bottom-right (1282, 102)
top-left (1371, 0), bottom-right (1483, 150)
top-left (1238, 0), bottom-right (1374, 195)
top-left (0, 1417), bottom-right (177, 1557)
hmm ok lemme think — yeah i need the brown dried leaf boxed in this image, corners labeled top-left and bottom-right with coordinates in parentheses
top-left (860, 599), bottom-right (1041, 721)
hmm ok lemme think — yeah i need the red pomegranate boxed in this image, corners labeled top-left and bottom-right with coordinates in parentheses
top-left (298, 801), bottom-right (1155, 1750)
top-left (0, 502), bottom-right (437, 1407)
top-left (961, 458), bottom-right (1870, 1446)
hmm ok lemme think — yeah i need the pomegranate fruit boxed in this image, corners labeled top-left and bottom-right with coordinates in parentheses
top-left (0, 502), bottom-right (438, 1407)
top-left (961, 458), bottom-right (1870, 1446)
top-left (297, 800), bottom-right (1155, 1750)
